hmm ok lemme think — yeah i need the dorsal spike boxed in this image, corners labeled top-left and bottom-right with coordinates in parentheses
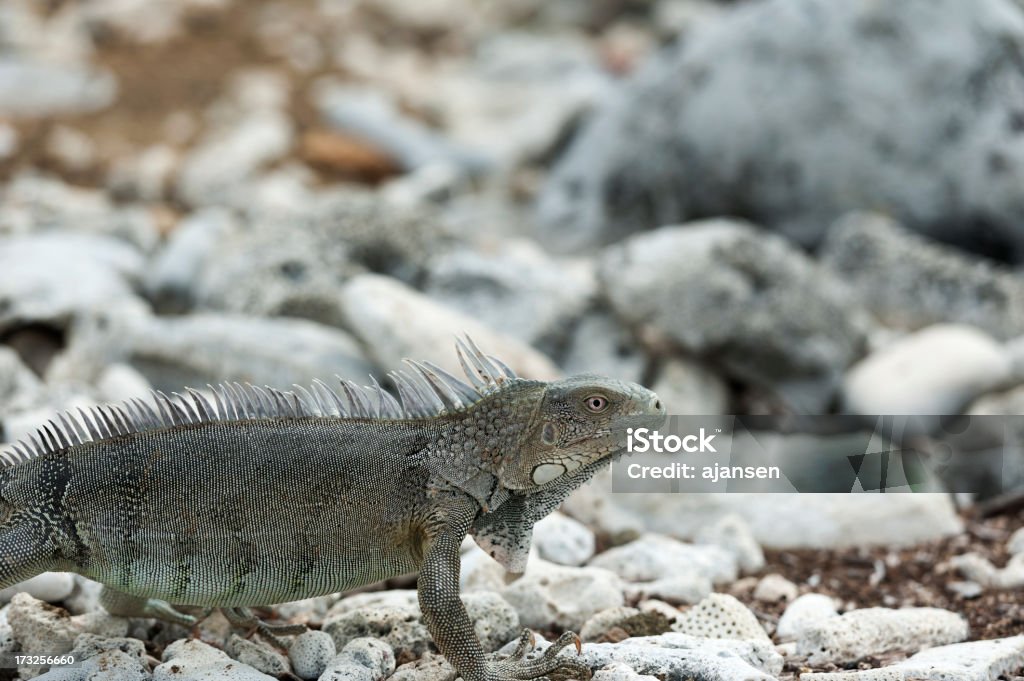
top-left (421, 360), bottom-right (480, 403)
top-left (391, 371), bottom-right (425, 417)
top-left (291, 384), bottom-right (319, 417)
top-left (407, 361), bottom-right (461, 411)
top-left (486, 354), bottom-right (517, 379)
top-left (402, 361), bottom-right (447, 413)
top-left (315, 378), bottom-right (348, 416)
top-left (463, 335), bottom-right (504, 385)
top-left (108, 405), bottom-right (134, 434)
top-left (186, 388), bottom-right (214, 420)
top-left (58, 412), bottom-right (84, 446)
top-left (455, 337), bottom-right (489, 390)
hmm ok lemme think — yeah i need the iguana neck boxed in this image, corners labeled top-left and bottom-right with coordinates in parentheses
top-left (423, 383), bottom-right (542, 513)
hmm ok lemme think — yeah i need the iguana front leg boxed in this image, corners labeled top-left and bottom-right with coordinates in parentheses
top-left (417, 500), bottom-right (590, 681)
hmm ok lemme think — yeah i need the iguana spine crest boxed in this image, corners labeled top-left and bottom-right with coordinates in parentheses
top-left (0, 335), bottom-right (517, 468)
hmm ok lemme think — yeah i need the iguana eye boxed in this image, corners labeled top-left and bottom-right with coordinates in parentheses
top-left (584, 394), bottom-right (609, 413)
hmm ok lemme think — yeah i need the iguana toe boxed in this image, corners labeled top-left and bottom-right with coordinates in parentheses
top-left (489, 630), bottom-right (591, 681)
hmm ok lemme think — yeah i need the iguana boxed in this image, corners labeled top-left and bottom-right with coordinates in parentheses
top-left (0, 337), bottom-right (664, 680)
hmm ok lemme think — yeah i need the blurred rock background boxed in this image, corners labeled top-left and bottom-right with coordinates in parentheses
top-left (2, 1), bottom-right (1024, 679)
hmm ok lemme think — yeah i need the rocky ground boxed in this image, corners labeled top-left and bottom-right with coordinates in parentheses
top-left (1, 0), bottom-right (1024, 679)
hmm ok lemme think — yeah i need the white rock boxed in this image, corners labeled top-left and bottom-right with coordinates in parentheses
top-left (319, 637), bottom-right (395, 681)
top-left (8, 593), bottom-right (128, 658)
top-left (651, 357), bottom-right (730, 415)
top-left (323, 604), bottom-right (428, 661)
top-left (339, 274), bottom-right (560, 379)
top-left (95, 364), bottom-right (152, 404)
top-left (460, 543), bottom-right (510, 593)
top-left (626, 574), bottom-right (711, 606)
top-left (580, 606), bottom-right (641, 642)
top-left (801, 635), bottom-right (1024, 681)
top-left (592, 661), bottom-right (661, 681)
top-left (500, 559), bottom-right (624, 631)
top-left (671, 593), bottom-right (770, 642)
top-left (389, 652), bottom-right (456, 681)
top-left (821, 213), bottom-right (1024, 341)
top-left (513, 631), bottom-right (782, 680)
top-left (55, 634), bottom-right (150, 681)
top-left (694, 514), bottom-right (765, 573)
top-left (155, 639), bottom-right (276, 680)
top-left (1008, 527), bottom-right (1024, 555)
top-left (83, 311), bottom-right (375, 393)
top-left (539, 0), bottom-right (1024, 262)
top-left (588, 534), bottom-right (737, 585)
top-left (752, 574), bottom-right (798, 604)
top-left (464, 592), bottom-right (520, 652)
top-left (598, 221), bottom-right (864, 411)
top-left (0, 58), bottom-right (116, 118)
top-left (45, 126), bottom-right (95, 172)
top-left (893, 635), bottom-right (1024, 681)
top-left (0, 121), bottom-right (17, 159)
top-left (0, 233), bottom-right (146, 334)
top-left (950, 552), bottom-right (1024, 590)
top-left (289, 629), bottom-right (336, 680)
top-left (533, 513), bottom-right (596, 566)
top-left (0, 174), bottom-right (159, 252)
top-left (775, 593), bottom-right (838, 643)
top-left (178, 99), bottom-right (293, 206)
top-left (225, 635), bottom-right (291, 677)
top-left (842, 325), bottom-right (1013, 415)
top-left (146, 208), bottom-right (236, 311)
top-left (0, 573), bottom-right (75, 604)
top-left (108, 143), bottom-right (179, 201)
top-left (797, 607), bottom-right (969, 665)
top-left (575, 477), bottom-right (963, 549)
top-left (424, 240), bottom-right (596, 350)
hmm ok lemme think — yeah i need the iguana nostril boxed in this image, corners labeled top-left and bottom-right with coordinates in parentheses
top-left (653, 398), bottom-right (662, 411)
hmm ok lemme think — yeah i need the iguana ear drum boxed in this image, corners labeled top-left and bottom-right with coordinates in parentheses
top-left (541, 422), bottom-right (559, 445)
top-left (532, 463), bottom-right (566, 485)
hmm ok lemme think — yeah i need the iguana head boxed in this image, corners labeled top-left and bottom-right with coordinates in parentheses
top-left (497, 374), bottom-right (666, 491)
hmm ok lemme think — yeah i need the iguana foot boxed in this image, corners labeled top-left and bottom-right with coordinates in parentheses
top-left (221, 607), bottom-right (306, 650)
top-left (488, 630), bottom-right (590, 681)
top-left (99, 587), bottom-right (197, 628)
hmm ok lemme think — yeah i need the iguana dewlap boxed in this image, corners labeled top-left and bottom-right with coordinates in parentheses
top-left (0, 337), bottom-right (664, 681)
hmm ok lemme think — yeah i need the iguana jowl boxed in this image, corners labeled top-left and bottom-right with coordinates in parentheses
top-left (0, 337), bottom-right (664, 680)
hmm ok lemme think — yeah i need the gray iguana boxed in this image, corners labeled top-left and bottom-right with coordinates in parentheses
top-left (0, 337), bottom-right (664, 680)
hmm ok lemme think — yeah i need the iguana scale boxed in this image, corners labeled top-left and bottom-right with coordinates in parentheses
top-left (0, 337), bottom-right (664, 680)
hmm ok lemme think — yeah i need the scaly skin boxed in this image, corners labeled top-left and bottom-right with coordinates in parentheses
top-left (0, 345), bottom-right (664, 681)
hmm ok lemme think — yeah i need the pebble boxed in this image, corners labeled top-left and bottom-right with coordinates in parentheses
top-left (694, 514), bottom-right (765, 574)
top-left (797, 606), bottom-right (969, 665)
top-left (7, 593), bottom-right (128, 658)
top-left (821, 213), bottom-right (1024, 340)
top-left (752, 574), bottom-right (798, 604)
top-left (319, 637), bottom-right (396, 681)
top-left (288, 629), bottom-right (337, 680)
top-left (339, 273), bottom-right (561, 379)
top-left (588, 534), bottom-right (737, 585)
top-left (225, 634), bottom-right (292, 677)
top-left (500, 559), bottom-right (625, 631)
top-left (671, 593), bottom-right (770, 642)
top-left (776, 593), bottom-right (838, 643)
top-left (842, 324), bottom-right (1013, 415)
top-left (154, 639), bottom-right (277, 680)
top-left (949, 552), bottom-right (1024, 590)
top-left (0, 233), bottom-right (146, 336)
top-left (533, 512), bottom-right (596, 566)
top-left (598, 221), bottom-right (865, 411)
top-left (0, 573), bottom-right (75, 605)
